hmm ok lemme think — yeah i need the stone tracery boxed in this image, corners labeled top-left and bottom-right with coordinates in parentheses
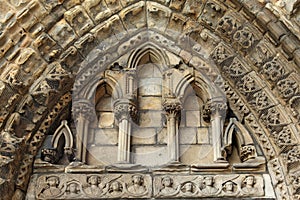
top-left (0, 0), bottom-right (299, 199)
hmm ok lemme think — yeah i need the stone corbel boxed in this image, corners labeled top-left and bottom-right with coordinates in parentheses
top-left (163, 99), bottom-right (182, 163)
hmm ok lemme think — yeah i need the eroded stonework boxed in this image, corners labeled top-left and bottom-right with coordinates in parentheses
top-left (0, 0), bottom-right (300, 200)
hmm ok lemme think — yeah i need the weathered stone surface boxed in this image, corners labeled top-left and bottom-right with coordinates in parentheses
top-left (0, 0), bottom-right (300, 199)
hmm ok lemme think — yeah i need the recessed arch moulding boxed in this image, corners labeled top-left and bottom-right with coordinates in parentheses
top-left (26, 29), bottom-right (275, 199)
top-left (0, 0), bottom-right (300, 199)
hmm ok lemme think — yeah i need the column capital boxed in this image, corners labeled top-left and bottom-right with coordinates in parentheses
top-left (114, 99), bottom-right (138, 122)
top-left (163, 99), bottom-right (182, 117)
top-left (203, 99), bottom-right (227, 121)
top-left (72, 100), bottom-right (94, 120)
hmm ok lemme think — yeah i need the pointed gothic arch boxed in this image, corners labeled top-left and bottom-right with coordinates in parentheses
top-left (0, 0), bottom-right (299, 199)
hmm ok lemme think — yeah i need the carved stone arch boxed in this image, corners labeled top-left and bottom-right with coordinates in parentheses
top-left (77, 74), bottom-right (123, 101)
top-left (52, 120), bottom-right (74, 149)
top-left (2, 0), bottom-right (300, 198)
top-left (223, 118), bottom-right (262, 163)
top-left (128, 42), bottom-right (170, 69)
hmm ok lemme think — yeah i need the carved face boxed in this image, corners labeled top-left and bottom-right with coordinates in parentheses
top-left (204, 177), bottom-right (213, 186)
top-left (132, 175), bottom-right (142, 185)
top-left (89, 176), bottom-right (100, 185)
top-left (162, 177), bottom-right (172, 187)
top-left (184, 182), bottom-right (193, 192)
top-left (245, 176), bottom-right (255, 186)
top-left (69, 183), bottom-right (78, 193)
top-left (47, 177), bottom-right (58, 187)
top-left (111, 182), bottom-right (120, 191)
top-left (225, 181), bottom-right (233, 191)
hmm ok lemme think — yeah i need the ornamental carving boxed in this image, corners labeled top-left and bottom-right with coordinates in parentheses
top-left (277, 77), bottom-right (298, 100)
top-left (233, 26), bottom-right (256, 51)
top-left (163, 100), bottom-right (182, 117)
top-left (240, 145), bottom-right (256, 162)
top-left (72, 101), bottom-right (95, 120)
top-left (261, 57), bottom-right (285, 83)
top-left (216, 15), bottom-right (239, 39)
top-left (114, 101), bottom-right (138, 122)
top-left (33, 174), bottom-right (152, 199)
top-left (28, 174), bottom-right (268, 199)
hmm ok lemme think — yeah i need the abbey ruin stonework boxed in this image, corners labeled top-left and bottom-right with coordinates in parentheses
top-left (0, 0), bottom-right (300, 199)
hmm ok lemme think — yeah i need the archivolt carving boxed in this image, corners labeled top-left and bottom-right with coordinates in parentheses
top-left (0, 0), bottom-right (299, 199)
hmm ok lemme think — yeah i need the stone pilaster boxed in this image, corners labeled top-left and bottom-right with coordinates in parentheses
top-left (72, 100), bottom-right (94, 163)
top-left (114, 99), bottom-right (137, 163)
top-left (163, 99), bottom-right (182, 162)
top-left (204, 100), bottom-right (227, 162)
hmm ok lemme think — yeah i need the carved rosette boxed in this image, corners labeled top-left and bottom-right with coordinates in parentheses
top-left (114, 101), bottom-right (138, 122)
top-left (240, 145), bottom-right (256, 162)
top-left (72, 101), bottom-right (95, 121)
top-left (163, 100), bottom-right (182, 117)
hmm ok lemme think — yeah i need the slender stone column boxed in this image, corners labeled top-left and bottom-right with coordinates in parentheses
top-left (205, 100), bottom-right (227, 162)
top-left (114, 100), bottom-right (137, 163)
top-left (163, 100), bottom-right (182, 162)
top-left (72, 100), bottom-right (94, 163)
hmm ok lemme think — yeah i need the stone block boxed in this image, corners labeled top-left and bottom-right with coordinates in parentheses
top-left (87, 145), bottom-right (118, 165)
top-left (147, 1), bottom-right (171, 32)
top-left (179, 127), bottom-right (197, 144)
top-left (197, 127), bottom-right (209, 144)
top-left (180, 145), bottom-right (213, 164)
top-left (98, 112), bottom-right (114, 128)
top-left (137, 63), bottom-right (162, 78)
top-left (105, 0), bottom-right (123, 13)
top-left (16, 8), bottom-right (38, 31)
top-left (96, 95), bottom-right (113, 111)
top-left (184, 95), bottom-right (203, 110)
top-left (256, 8), bottom-right (276, 27)
top-left (82, 0), bottom-right (111, 23)
top-left (94, 128), bottom-right (118, 145)
top-left (64, 6), bottom-right (94, 36)
top-left (166, 13), bottom-right (187, 38)
top-left (267, 21), bottom-right (288, 42)
top-left (185, 110), bottom-right (201, 127)
top-left (138, 78), bottom-right (162, 96)
top-left (199, 1), bottom-right (226, 29)
top-left (281, 35), bottom-right (299, 58)
top-left (138, 97), bottom-right (162, 110)
top-left (48, 19), bottom-right (77, 49)
top-left (293, 49), bottom-right (300, 67)
top-left (157, 127), bottom-right (167, 144)
top-left (119, 1), bottom-right (146, 31)
top-left (132, 127), bottom-right (156, 145)
top-left (139, 111), bottom-right (163, 127)
top-left (132, 146), bottom-right (168, 166)
top-left (182, 0), bottom-right (204, 20)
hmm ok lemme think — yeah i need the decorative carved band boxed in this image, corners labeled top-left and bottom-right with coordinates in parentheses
top-left (29, 173), bottom-right (268, 199)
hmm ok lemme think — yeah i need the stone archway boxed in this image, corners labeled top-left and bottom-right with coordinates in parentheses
top-left (0, 0), bottom-right (299, 199)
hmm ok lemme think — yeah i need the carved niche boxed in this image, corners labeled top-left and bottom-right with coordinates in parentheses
top-left (27, 38), bottom-right (274, 199)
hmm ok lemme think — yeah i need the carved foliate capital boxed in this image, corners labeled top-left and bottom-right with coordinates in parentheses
top-left (72, 100), bottom-right (94, 120)
top-left (114, 100), bottom-right (138, 122)
top-left (41, 148), bottom-right (59, 164)
top-left (240, 144), bottom-right (256, 162)
top-left (163, 100), bottom-right (182, 117)
top-left (203, 100), bottom-right (227, 122)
